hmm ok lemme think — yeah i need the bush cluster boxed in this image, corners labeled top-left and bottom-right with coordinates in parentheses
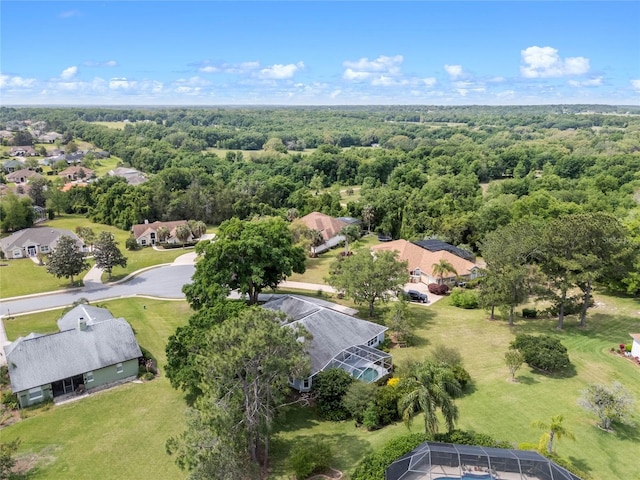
top-left (450, 288), bottom-right (479, 309)
top-left (522, 308), bottom-right (537, 318)
top-left (510, 334), bottom-right (571, 372)
top-left (288, 439), bottom-right (333, 479)
top-left (428, 283), bottom-right (449, 295)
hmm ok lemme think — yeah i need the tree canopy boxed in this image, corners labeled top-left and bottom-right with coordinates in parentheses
top-left (45, 235), bottom-right (89, 285)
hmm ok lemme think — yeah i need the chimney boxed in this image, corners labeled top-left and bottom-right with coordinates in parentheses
top-left (144, 219), bottom-right (149, 224)
top-left (78, 317), bottom-right (87, 331)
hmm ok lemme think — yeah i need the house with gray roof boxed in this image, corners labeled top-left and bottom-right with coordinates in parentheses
top-left (0, 227), bottom-right (84, 259)
top-left (57, 305), bottom-right (115, 332)
top-left (4, 309), bottom-right (142, 408)
top-left (262, 295), bottom-right (391, 391)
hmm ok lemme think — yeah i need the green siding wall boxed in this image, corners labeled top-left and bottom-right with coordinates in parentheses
top-left (17, 384), bottom-right (53, 408)
top-left (84, 359), bottom-right (139, 390)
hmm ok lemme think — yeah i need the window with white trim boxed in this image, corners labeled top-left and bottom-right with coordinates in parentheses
top-left (85, 371), bottom-right (94, 383)
top-left (367, 337), bottom-right (377, 347)
top-left (302, 378), bottom-right (310, 389)
top-left (28, 387), bottom-right (43, 401)
top-left (141, 239), bottom-right (147, 245)
top-left (116, 363), bottom-right (123, 373)
top-left (40, 245), bottom-right (49, 253)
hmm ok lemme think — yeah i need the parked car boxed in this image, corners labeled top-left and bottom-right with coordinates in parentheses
top-left (403, 289), bottom-right (428, 303)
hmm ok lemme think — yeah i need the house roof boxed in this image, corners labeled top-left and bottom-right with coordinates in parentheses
top-left (57, 305), bottom-right (116, 332)
top-left (108, 167), bottom-right (147, 185)
top-left (5, 318), bottom-right (142, 393)
top-left (0, 227), bottom-right (82, 254)
top-left (58, 166), bottom-right (94, 178)
top-left (412, 239), bottom-right (475, 261)
top-left (630, 333), bottom-right (640, 342)
top-left (61, 182), bottom-right (89, 192)
top-left (5, 169), bottom-right (43, 183)
top-left (131, 220), bottom-right (188, 240)
top-left (299, 212), bottom-right (349, 242)
top-left (262, 295), bottom-right (387, 375)
top-left (371, 239), bottom-right (479, 279)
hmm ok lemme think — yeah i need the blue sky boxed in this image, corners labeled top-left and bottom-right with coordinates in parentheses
top-left (1, 1), bottom-right (639, 105)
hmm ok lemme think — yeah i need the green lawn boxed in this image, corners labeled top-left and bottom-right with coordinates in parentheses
top-left (271, 292), bottom-right (640, 479)
top-left (0, 215), bottom-right (190, 297)
top-left (1, 298), bottom-right (192, 479)
top-left (3, 288), bottom-right (638, 480)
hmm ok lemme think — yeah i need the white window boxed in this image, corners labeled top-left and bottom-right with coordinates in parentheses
top-left (85, 371), bottom-right (94, 383)
top-left (40, 245), bottom-right (49, 253)
top-left (116, 363), bottom-right (123, 374)
top-left (141, 239), bottom-right (146, 245)
top-left (28, 387), bottom-right (43, 401)
top-left (367, 337), bottom-right (377, 347)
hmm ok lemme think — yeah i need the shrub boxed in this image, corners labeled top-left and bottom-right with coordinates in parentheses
top-left (288, 438), bottom-right (333, 479)
top-left (428, 283), bottom-right (449, 295)
top-left (625, 344), bottom-right (632, 353)
top-left (125, 237), bottom-right (140, 251)
top-left (510, 334), bottom-right (571, 372)
top-left (362, 403), bottom-right (380, 430)
top-left (312, 368), bottom-right (354, 421)
top-left (450, 288), bottom-right (479, 309)
top-left (522, 308), bottom-right (537, 318)
top-left (374, 384), bottom-right (402, 426)
top-left (431, 345), bottom-right (471, 390)
top-left (1, 390), bottom-right (19, 410)
top-left (343, 382), bottom-right (378, 423)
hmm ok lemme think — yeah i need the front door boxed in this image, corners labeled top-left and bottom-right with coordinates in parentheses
top-left (27, 245), bottom-right (37, 257)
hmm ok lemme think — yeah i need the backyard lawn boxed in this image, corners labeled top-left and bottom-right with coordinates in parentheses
top-left (1, 298), bottom-right (192, 480)
top-left (2, 289), bottom-right (639, 480)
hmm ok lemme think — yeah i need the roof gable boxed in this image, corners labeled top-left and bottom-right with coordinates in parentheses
top-left (5, 318), bottom-right (142, 392)
top-left (131, 220), bottom-right (188, 239)
top-left (299, 212), bottom-right (349, 241)
top-left (0, 227), bottom-right (81, 253)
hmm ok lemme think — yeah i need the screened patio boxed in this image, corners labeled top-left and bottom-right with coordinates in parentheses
top-left (386, 442), bottom-right (582, 480)
top-left (325, 344), bottom-right (392, 383)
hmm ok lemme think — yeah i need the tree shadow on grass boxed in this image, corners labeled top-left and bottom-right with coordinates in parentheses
top-left (610, 421), bottom-right (640, 442)
top-left (273, 404), bottom-right (323, 432)
top-left (269, 432), bottom-right (370, 479)
top-left (566, 456), bottom-right (592, 478)
top-left (514, 375), bottom-right (539, 385)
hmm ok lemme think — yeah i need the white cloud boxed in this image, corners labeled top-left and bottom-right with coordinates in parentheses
top-left (422, 77), bottom-right (437, 87)
top-left (198, 61), bottom-right (261, 74)
top-left (60, 66), bottom-right (78, 80)
top-left (109, 77), bottom-right (134, 90)
top-left (568, 77), bottom-right (602, 87)
top-left (199, 66), bottom-right (219, 73)
top-left (330, 89), bottom-right (342, 99)
top-left (174, 76), bottom-right (211, 87)
top-left (258, 62), bottom-right (304, 79)
top-left (0, 74), bottom-right (37, 88)
top-left (496, 90), bottom-right (516, 98)
top-left (342, 55), bottom-right (405, 83)
top-left (444, 64), bottom-right (464, 79)
top-left (520, 46), bottom-right (590, 78)
top-left (630, 79), bottom-right (640, 91)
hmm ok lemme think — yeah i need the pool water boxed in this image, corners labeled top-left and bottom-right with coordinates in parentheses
top-left (356, 367), bottom-right (379, 382)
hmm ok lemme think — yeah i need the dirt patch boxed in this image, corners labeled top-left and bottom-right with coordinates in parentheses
top-left (13, 445), bottom-right (61, 476)
top-left (308, 467), bottom-right (343, 480)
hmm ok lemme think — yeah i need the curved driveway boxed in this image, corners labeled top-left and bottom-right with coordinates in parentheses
top-left (0, 264), bottom-right (196, 317)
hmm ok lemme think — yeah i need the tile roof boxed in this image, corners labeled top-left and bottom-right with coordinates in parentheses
top-left (371, 239), bottom-right (479, 279)
top-left (299, 212), bottom-right (349, 241)
top-left (131, 220), bottom-right (188, 240)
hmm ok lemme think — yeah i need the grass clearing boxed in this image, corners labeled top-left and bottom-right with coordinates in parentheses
top-left (271, 292), bottom-right (640, 479)
top-left (1, 298), bottom-right (192, 480)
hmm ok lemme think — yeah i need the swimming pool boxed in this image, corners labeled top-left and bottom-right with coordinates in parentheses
top-left (434, 474), bottom-right (493, 480)
top-left (354, 367), bottom-right (379, 382)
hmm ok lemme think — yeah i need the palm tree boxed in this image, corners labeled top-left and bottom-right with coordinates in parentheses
top-left (531, 414), bottom-right (576, 454)
top-left (398, 361), bottom-right (461, 435)
top-left (432, 259), bottom-right (458, 285)
top-left (340, 224), bottom-right (361, 255)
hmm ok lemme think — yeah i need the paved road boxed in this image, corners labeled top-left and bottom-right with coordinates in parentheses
top-left (0, 264), bottom-right (196, 317)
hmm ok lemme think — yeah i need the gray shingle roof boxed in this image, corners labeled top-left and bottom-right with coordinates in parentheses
top-left (5, 318), bottom-right (142, 392)
top-left (262, 295), bottom-right (387, 375)
top-left (57, 305), bottom-right (116, 331)
top-left (0, 227), bottom-right (81, 254)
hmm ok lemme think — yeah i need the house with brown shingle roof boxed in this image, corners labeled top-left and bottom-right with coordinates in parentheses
top-left (6, 169), bottom-right (44, 184)
top-left (10, 146), bottom-right (37, 157)
top-left (58, 166), bottom-right (94, 181)
top-left (371, 239), bottom-right (481, 285)
top-left (298, 212), bottom-right (360, 254)
top-left (131, 220), bottom-right (191, 246)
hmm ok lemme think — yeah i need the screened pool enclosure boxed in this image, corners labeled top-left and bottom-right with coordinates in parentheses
top-left (326, 344), bottom-right (392, 383)
top-left (386, 442), bottom-right (582, 480)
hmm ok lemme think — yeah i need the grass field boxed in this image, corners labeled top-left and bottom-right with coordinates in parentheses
top-left (2, 282), bottom-right (638, 479)
top-left (1, 298), bottom-right (191, 480)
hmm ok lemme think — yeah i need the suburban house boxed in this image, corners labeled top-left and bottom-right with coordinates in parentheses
top-left (298, 212), bottom-right (361, 254)
top-left (413, 239), bottom-right (475, 262)
top-left (36, 132), bottom-right (63, 143)
top-left (262, 295), bottom-right (391, 392)
top-left (386, 441), bottom-right (582, 480)
top-left (3, 159), bottom-right (25, 173)
top-left (131, 220), bottom-right (191, 246)
top-left (6, 169), bottom-right (44, 184)
top-left (108, 167), bottom-right (147, 185)
top-left (630, 333), bottom-right (640, 360)
top-left (0, 227), bottom-right (84, 259)
top-left (371, 239), bottom-right (481, 285)
top-left (4, 305), bottom-right (142, 408)
top-left (58, 166), bottom-right (94, 181)
top-left (10, 146), bottom-right (37, 157)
